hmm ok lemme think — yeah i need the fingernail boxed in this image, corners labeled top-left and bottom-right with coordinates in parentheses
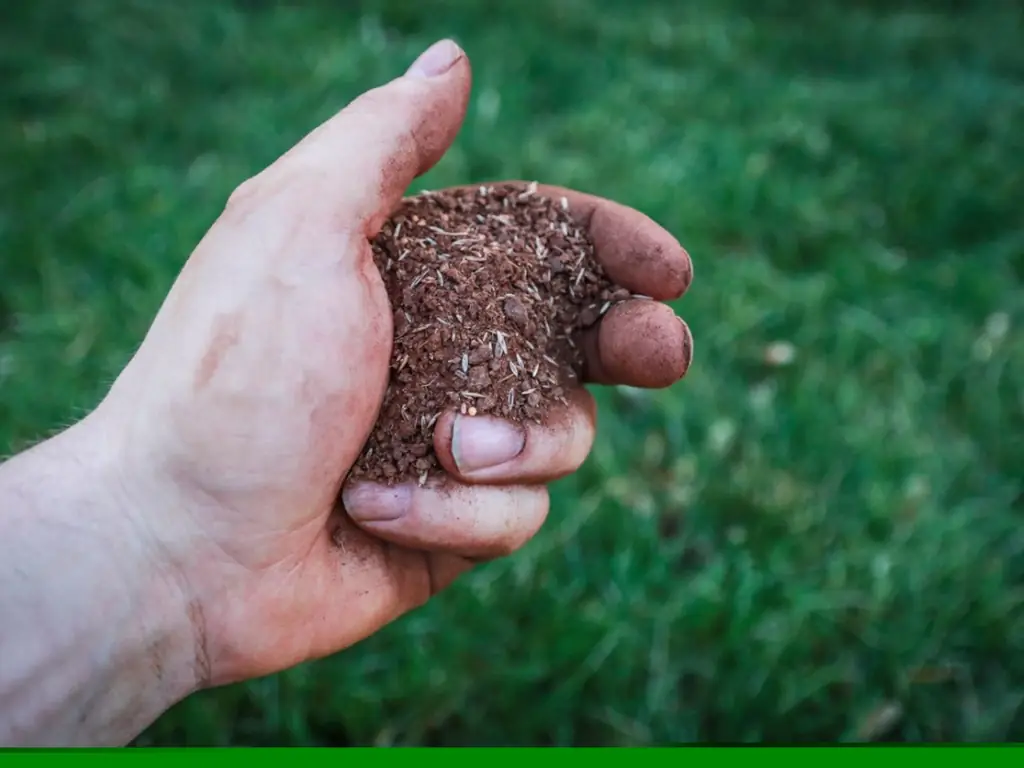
top-left (679, 316), bottom-right (694, 374)
top-left (451, 415), bottom-right (525, 474)
top-left (405, 39), bottom-right (463, 79)
top-left (342, 483), bottom-right (412, 522)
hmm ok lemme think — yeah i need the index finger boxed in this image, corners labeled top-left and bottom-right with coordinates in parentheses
top-left (536, 183), bottom-right (693, 301)
top-left (438, 182), bottom-right (693, 301)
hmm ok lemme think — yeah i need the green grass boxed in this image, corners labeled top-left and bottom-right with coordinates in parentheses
top-left (3, 0), bottom-right (1024, 744)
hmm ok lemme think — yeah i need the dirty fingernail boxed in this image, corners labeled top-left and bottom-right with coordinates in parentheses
top-left (405, 39), bottom-right (463, 79)
top-left (679, 316), bottom-right (694, 375)
top-left (452, 415), bottom-right (525, 474)
top-left (342, 483), bottom-right (412, 522)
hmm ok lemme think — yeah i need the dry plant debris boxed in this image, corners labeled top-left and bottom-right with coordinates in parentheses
top-left (349, 182), bottom-right (630, 486)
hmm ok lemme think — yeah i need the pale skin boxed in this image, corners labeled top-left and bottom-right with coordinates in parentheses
top-left (0, 40), bottom-right (694, 746)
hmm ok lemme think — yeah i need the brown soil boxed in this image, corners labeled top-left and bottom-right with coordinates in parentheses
top-left (348, 182), bottom-right (628, 486)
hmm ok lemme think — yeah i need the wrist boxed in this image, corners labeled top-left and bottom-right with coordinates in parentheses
top-left (66, 411), bottom-right (210, 710)
top-left (0, 415), bottom-right (204, 744)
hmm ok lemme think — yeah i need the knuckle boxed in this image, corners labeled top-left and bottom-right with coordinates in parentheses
top-left (224, 176), bottom-right (261, 212)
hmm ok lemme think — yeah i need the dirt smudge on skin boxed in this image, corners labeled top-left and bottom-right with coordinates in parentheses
top-left (194, 313), bottom-right (242, 391)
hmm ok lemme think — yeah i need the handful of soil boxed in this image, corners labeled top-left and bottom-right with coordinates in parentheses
top-left (349, 182), bottom-right (630, 486)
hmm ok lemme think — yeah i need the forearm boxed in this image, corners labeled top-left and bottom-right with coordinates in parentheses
top-left (0, 418), bottom-right (200, 746)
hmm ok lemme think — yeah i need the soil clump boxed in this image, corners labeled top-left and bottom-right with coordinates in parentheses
top-left (349, 182), bottom-right (627, 486)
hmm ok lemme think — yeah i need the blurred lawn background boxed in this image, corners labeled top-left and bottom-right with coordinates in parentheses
top-left (2, 0), bottom-right (1023, 745)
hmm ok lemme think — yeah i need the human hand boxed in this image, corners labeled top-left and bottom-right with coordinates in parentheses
top-left (89, 40), bottom-right (693, 690)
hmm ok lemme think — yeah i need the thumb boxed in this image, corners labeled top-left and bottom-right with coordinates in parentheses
top-left (245, 39), bottom-right (471, 233)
